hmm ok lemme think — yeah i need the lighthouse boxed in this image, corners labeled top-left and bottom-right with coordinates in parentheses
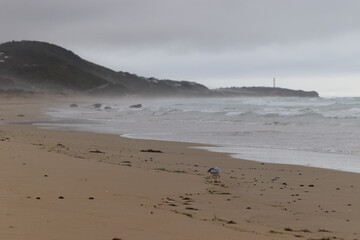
top-left (273, 77), bottom-right (276, 88)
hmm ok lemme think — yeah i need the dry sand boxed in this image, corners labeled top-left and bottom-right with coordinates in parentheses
top-left (0, 96), bottom-right (359, 240)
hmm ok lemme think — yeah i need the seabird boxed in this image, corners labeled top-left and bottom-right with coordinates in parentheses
top-left (208, 167), bottom-right (221, 182)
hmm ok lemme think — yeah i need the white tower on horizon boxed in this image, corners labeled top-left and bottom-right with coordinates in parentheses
top-left (273, 77), bottom-right (276, 88)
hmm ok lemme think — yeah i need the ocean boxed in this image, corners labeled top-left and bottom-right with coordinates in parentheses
top-left (41, 97), bottom-right (360, 173)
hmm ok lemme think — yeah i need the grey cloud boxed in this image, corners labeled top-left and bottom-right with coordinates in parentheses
top-left (77, 31), bottom-right (360, 79)
top-left (2, 0), bottom-right (360, 49)
top-left (1, 0), bottom-right (360, 96)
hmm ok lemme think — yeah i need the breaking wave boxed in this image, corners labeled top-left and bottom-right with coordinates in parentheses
top-left (43, 97), bottom-right (360, 173)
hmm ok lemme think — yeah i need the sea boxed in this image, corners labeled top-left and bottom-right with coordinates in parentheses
top-left (41, 97), bottom-right (360, 173)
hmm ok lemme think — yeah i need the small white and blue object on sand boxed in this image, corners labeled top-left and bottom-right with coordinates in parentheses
top-left (208, 167), bottom-right (221, 182)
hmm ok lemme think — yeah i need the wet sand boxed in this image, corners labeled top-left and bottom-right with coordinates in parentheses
top-left (0, 96), bottom-right (359, 240)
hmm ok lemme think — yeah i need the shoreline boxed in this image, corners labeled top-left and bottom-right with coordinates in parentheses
top-left (42, 96), bottom-right (360, 174)
top-left (13, 120), bottom-right (360, 175)
top-left (24, 122), bottom-right (360, 175)
top-left (1, 96), bottom-right (359, 240)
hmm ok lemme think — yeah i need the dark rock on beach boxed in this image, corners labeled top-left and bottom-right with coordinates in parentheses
top-left (92, 103), bottom-right (102, 109)
top-left (130, 104), bottom-right (142, 108)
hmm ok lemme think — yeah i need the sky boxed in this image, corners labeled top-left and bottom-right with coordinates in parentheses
top-left (1, 0), bottom-right (360, 96)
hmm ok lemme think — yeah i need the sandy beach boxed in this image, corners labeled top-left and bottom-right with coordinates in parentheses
top-left (1, 96), bottom-right (359, 240)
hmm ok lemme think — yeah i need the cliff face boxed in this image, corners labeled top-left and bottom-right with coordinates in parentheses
top-left (0, 41), bottom-right (210, 96)
top-left (0, 41), bottom-right (319, 97)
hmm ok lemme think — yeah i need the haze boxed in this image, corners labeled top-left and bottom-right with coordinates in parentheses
top-left (1, 0), bottom-right (360, 96)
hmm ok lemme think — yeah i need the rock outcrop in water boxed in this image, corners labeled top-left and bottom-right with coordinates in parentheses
top-left (0, 40), bottom-right (319, 97)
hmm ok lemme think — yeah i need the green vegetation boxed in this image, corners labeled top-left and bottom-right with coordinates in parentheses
top-left (0, 41), bottom-right (210, 96)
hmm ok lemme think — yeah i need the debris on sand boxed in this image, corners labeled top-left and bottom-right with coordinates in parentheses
top-left (141, 149), bottom-right (163, 153)
top-left (89, 150), bottom-right (105, 153)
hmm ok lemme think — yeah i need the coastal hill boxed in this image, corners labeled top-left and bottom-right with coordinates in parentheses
top-left (0, 41), bottom-right (210, 96)
top-left (0, 40), bottom-right (319, 97)
top-left (214, 87), bottom-right (319, 97)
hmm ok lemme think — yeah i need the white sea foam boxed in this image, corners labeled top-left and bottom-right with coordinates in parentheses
top-left (42, 97), bottom-right (360, 173)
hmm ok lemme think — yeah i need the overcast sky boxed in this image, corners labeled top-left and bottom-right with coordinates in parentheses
top-left (1, 0), bottom-right (360, 96)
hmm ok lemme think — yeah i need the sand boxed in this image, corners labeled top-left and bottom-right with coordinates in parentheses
top-left (0, 96), bottom-right (359, 240)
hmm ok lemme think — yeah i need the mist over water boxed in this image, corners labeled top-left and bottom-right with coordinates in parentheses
top-left (42, 97), bottom-right (360, 173)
